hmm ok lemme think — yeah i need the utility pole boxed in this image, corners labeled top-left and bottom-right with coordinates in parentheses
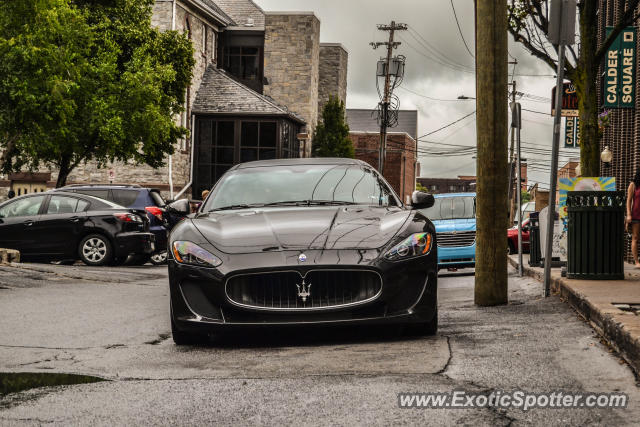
top-left (544, 0), bottom-right (576, 297)
top-left (508, 79), bottom-right (517, 224)
top-left (475, 0), bottom-right (508, 306)
top-left (371, 21), bottom-right (407, 173)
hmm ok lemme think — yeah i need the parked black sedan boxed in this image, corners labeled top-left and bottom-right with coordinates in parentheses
top-left (0, 191), bottom-right (155, 265)
top-left (168, 158), bottom-right (437, 344)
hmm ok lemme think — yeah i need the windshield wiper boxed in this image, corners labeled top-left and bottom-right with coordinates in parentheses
top-left (262, 200), bottom-right (357, 207)
top-left (208, 204), bottom-right (257, 212)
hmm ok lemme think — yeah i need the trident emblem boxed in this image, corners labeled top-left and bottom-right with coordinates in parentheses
top-left (296, 280), bottom-right (312, 302)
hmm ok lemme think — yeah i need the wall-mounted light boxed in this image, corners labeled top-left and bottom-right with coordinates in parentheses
top-left (601, 146), bottom-right (613, 164)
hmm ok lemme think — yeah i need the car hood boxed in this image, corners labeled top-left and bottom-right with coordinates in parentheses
top-left (191, 206), bottom-right (411, 254)
top-left (432, 218), bottom-right (476, 233)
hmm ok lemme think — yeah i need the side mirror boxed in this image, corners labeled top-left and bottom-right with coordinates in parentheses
top-left (167, 198), bottom-right (190, 215)
top-left (411, 191), bottom-right (435, 209)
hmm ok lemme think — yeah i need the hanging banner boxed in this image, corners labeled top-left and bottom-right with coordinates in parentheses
top-left (604, 27), bottom-right (636, 108)
top-left (551, 82), bottom-right (579, 116)
top-left (564, 117), bottom-right (577, 147)
top-left (575, 118), bottom-right (580, 146)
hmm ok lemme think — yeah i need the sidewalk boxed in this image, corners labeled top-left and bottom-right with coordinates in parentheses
top-left (508, 254), bottom-right (640, 375)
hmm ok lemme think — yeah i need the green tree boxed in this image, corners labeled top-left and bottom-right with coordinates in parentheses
top-left (312, 96), bottom-right (355, 158)
top-left (416, 182), bottom-right (429, 193)
top-left (0, 0), bottom-right (194, 187)
top-left (521, 190), bottom-right (531, 203)
top-left (508, 1), bottom-right (640, 177)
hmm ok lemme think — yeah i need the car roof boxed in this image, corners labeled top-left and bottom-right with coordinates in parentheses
top-left (233, 157), bottom-right (370, 170)
top-left (56, 185), bottom-right (159, 192)
top-left (434, 192), bottom-right (476, 198)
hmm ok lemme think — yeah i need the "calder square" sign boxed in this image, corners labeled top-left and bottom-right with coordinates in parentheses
top-left (604, 27), bottom-right (636, 108)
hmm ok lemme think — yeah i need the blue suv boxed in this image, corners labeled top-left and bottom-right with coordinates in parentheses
top-left (55, 185), bottom-right (167, 264)
top-left (420, 193), bottom-right (476, 270)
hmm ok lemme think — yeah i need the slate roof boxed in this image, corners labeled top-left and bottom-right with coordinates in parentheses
top-left (346, 109), bottom-right (418, 140)
top-left (192, 0), bottom-right (235, 25)
top-left (193, 66), bottom-right (305, 123)
top-left (212, 0), bottom-right (265, 28)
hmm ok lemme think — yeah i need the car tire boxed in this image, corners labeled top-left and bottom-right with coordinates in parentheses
top-left (126, 254), bottom-right (151, 266)
top-left (507, 241), bottom-right (515, 255)
top-left (78, 234), bottom-right (113, 266)
top-left (150, 251), bottom-right (167, 265)
top-left (171, 314), bottom-right (207, 346)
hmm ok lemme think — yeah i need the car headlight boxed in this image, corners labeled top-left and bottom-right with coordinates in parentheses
top-left (172, 241), bottom-right (222, 267)
top-left (384, 232), bottom-right (433, 261)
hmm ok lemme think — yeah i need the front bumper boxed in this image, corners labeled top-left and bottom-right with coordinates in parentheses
top-left (437, 243), bottom-right (476, 267)
top-left (114, 232), bottom-right (155, 257)
top-left (169, 249), bottom-right (437, 332)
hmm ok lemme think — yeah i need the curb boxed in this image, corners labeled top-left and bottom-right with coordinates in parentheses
top-left (508, 256), bottom-right (640, 375)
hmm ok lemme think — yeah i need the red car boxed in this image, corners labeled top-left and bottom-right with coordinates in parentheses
top-left (507, 218), bottom-right (530, 254)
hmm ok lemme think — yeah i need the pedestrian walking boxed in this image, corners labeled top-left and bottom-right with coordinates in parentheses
top-left (626, 171), bottom-right (640, 267)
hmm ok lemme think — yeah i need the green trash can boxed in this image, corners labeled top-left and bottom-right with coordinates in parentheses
top-left (566, 191), bottom-right (625, 280)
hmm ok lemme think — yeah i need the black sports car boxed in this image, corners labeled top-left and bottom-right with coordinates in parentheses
top-left (168, 158), bottom-right (437, 344)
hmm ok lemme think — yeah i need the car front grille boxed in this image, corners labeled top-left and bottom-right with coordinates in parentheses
top-left (225, 270), bottom-right (382, 310)
top-left (437, 231), bottom-right (476, 247)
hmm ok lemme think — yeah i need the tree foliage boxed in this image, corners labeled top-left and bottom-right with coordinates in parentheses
top-left (508, 0), bottom-right (640, 176)
top-left (0, 0), bottom-right (194, 186)
top-left (416, 182), bottom-right (429, 193)
top-left (312, 96), bottom-right (355, 158)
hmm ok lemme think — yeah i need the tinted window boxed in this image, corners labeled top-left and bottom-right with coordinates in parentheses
top-left (205, 164), bottom-right (397, 210)
top-left (112, 190), bottom-right (140, 207)
top-left (46, 196), bottom-right (89, 214)
top-left (421, 196), bottom-right (475, 220)
top-left (76, 189), bottom-right (111, 201)
top-left (0, 196), bottom-right (45, 218)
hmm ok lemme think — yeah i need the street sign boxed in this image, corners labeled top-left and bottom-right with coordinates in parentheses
top-left (551, 82), bottom-right (579, 117)
top-left (549, 0), bottom-right (577, 45)
top-left (108, 169), bottom-right (116, 182)
top-left (564, 117), bottom-right (578, 148)
top-left (604, 27), bottom-right (636, 108)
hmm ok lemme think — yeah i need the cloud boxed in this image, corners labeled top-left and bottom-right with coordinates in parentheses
top-left (255, 0), bottom-right (574, 184)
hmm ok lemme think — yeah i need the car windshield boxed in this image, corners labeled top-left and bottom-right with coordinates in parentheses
top-left (420, 196), bottom-right (475, 220)
top-left (204, 164), bottom-right (398, 211)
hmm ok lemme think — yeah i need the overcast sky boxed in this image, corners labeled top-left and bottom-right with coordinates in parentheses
top-left (254, 0), bottom-right (576, 189)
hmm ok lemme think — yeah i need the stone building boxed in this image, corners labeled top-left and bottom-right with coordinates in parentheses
top-left (0, 0), bottom-right (349, 200)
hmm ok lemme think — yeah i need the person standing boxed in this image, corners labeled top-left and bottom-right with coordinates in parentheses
top-left (626, 171), bottom-right (640, 267)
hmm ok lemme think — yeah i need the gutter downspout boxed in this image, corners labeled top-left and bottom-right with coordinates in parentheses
top-left (168, 0), bottom-right (177, 199)
top-left (174, 112), bottom-right (195, 200)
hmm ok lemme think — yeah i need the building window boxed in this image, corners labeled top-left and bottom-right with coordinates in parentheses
top-left (223, 47), bottom-right (261, 80)
top-left (202, 24), bottom-right (207, 56)
top-left (196, 119), bottom-right (235, 195)
top-left (431, 185), bottom-right (437, 191)
top-left (240, 121), bottom-right (277, 162)
top-left (449, 185), bottom-right (456, 191)
top-left (212, 31), bottom-right (218, 63)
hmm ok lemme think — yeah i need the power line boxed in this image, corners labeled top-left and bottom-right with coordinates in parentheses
top-left (406, 25), bottom-right (474, 71)
top-left (416, 110), bottom-right (476, 139)
top-left (398, 86), bottom-right (473, 102)
top-left (450, 0), bottom-right (474, 58)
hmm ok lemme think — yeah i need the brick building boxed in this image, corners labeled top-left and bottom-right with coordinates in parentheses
top-left (0, 0), bottom-right (349, 200)
top-left (417, 177), bottom-right (476, 194)
top-left (346, 109), bottom-right (418, 203)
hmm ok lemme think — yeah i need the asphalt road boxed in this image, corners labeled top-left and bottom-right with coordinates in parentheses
top-left (0, 263), bottom-right (639, 425)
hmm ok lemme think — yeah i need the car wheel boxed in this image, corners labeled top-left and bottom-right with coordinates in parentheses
top-left (150, 251), bottom-right (167, 265)
top-left (126, 254), bottom-right (151, 266)
top-left (507, 241), bottom-right (515, 255)
top-left (79, 234), bottom-right (112, 266)
top-left (171, 314), bottom-right (207, 346)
